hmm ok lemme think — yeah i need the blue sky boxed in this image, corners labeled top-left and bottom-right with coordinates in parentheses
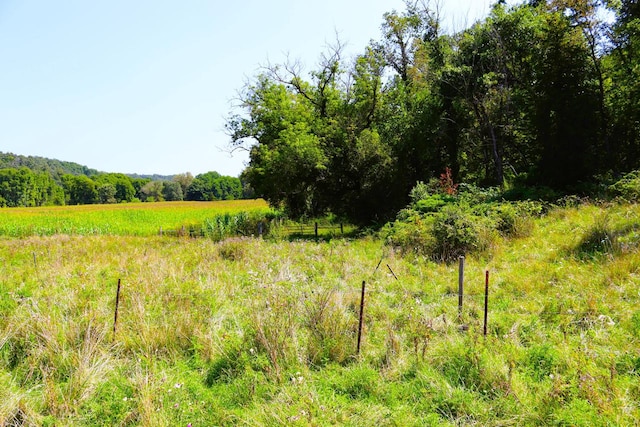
top-left (0, 1), bottom-right (503, 177)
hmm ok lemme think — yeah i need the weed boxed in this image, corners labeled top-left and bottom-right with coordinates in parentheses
top-left (525, 344), bottom-right (558, 382)
top-left (304, 288), bottom-right (355, 366)
top-left (217, 237), bottom-right (250, 261)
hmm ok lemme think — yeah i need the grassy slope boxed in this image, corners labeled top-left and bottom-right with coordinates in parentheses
top-left (0, 202), bottom-right (639, 426)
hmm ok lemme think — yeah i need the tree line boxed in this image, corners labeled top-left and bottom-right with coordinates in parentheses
top-left (228, 0), bottom-right (640, 224)
top-left (0, 166), bottom-right (248, 207)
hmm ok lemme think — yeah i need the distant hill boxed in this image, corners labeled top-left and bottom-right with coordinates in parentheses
top-left (0, 152), bottom-right (174, 181)
top-left (0, 152), bottom-right (100, 178)
top-left (126, 173), bottom-right (175, 181)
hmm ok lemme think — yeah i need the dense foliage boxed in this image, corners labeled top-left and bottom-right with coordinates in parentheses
top-left (229, 0), bottom-right (640, 223)
top-left (0, 153), bottom-right (247, 207)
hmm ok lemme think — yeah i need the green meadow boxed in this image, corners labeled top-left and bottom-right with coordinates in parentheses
top-left (0, 200), bottom-right (270, 237)
top-left (1, 200), bottom-right (639, 426)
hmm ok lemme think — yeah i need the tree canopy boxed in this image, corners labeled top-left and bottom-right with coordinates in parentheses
top-left (229, 0), bottom-right (638, 224)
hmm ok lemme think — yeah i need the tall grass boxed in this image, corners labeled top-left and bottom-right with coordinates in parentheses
top-left (0, 202), bottom-right (639, 425)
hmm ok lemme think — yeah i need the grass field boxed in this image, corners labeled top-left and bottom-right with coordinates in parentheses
top-left (0, 200), bottom-right (270, 237)
top-left (1, 201), bottom-right (639, 425)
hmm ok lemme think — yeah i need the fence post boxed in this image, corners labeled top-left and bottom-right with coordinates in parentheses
top-left (340, 223), bottom-right (344, 235)
top-left (484, 270), bottom-right (489, 337)
top-left (387, 264), bottom-right (399, 281)
top-left (315, 222), bottom-right (318, 239)
top-left (458, 256), bottom-right (465, 321)
top-left (159, 226), bottom-right (163, 236)
top-left (357, 280), bottom-right (366, 355)
top-left (113, 279), bottom-right (122, 336)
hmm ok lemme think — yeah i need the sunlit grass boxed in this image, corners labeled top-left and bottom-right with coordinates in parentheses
top-left (0, 202), bottom-right (639, 425)
top-left (0, 200), bottom-right (270, 237)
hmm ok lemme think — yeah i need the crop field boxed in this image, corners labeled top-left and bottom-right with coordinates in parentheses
top-left (0, 200), bottom-right (270, 237)
top-left (0, 201), bottom-right (639, 425)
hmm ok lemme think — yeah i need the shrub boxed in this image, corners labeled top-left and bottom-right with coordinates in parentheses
top-left (457, 183), bottom-right (501, 205)
top-left (608, 170), bottom-right (640, 202)
top-left (409, 181), bottom-right (432, 204)
top-left (384, 203), bottom-right (498, 261)
top-left (430, 205), bottom-right (485, 263)
top-left (416, 194), bottom-right (456, 213)
top-left (381, 216), bottom-right (435, 256)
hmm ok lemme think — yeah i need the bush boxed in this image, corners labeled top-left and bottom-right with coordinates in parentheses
top-left (431, 205), bottom-right (486, 263)
top-left (416, 194), bottom-right (456, 213)
top-left (608, 170), bottom-right (640, 202)
top-left (457, 183), bottom-right (501, 205)
top-left (409, 181), bottom-right (432, 204)
top-left (381, 216), bottom-right (435, 256)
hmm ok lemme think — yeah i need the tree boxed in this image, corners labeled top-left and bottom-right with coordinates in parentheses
top-left (94, 173), bottom-right (136, 202)
top-left (139, 181), bottom-right (164, 202)
top-left (173, 173), bottom-right (194, 196)
top-left (0, 168), bottom-right (64, 207)
top-left (161, 181), bottom-right (183, 201)
top-left (97, 184), bottom-right (117, 204)
top-left (130, 178), bottom-right (151, 201)
top-left (226, 0), bottom-right (640, 223)
top-left (62, 174), bottom-right (98, 205)
top-left (606, 0), bottom-right (640, 171)
top-left (184, 172), bottom-right (243, 201)
top-left (229, 74), bottom-right (329, 216)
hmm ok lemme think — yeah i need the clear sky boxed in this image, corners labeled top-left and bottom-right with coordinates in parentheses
top-left (0, 0), bottom-right (504, 177)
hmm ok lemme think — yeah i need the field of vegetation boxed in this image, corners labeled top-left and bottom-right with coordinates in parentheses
top-left (1, 199), bottom-right (639, 425)
top-left (0, 200), bottom-right (271, 237)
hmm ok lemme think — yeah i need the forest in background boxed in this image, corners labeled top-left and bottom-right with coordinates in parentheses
top-left (0, 152), bottom-right (249, 207)
top-left (228, 0), bottom-right (640, 223)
